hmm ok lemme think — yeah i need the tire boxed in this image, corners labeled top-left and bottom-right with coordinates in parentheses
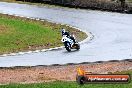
top-left (76, 75), bottom-right (85, 85)
top-left (64, 42), bottom-right (71, 52)
top-left (75, 44), bottom-right (80, 50)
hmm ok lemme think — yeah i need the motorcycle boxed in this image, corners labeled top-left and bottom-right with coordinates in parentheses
top-left (61, 35), bottom-right (80, 52)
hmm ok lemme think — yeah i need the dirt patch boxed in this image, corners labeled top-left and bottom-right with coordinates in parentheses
top-left (0, 25), bottom-right (9, 34)
top-left (0, 61), bottom-right (132, 84)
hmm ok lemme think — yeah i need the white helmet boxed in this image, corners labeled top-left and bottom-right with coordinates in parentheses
top-left (61, 28), bottom-right (66, 35)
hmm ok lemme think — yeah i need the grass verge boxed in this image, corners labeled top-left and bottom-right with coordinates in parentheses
top-left (0, 14), bottom-right (87, 55)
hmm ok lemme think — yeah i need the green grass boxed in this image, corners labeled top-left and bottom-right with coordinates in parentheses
top-left (0, 70), bottom-right (131, 88)
top-left (128, 0), bottom-right (132, 3)
top-left (0, 80), bottom-right (131, 88)
top-left (113, 69), bottom-right (132, 75)
top-left (0, 14), bottom-right (87, 54)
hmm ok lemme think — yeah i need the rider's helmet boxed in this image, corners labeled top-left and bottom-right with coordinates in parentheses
top-left (61, 28), bottom-right (66, 36)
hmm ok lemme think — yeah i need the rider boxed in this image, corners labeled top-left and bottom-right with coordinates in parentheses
top-left (61, 28), bottom-right (76, 43)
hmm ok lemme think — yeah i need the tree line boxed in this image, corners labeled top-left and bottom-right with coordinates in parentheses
top-left (16, 0), bottom-right (129, 12)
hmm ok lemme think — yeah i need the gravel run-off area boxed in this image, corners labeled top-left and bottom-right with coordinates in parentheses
top-left (0, 61), bottom-right (132, 84)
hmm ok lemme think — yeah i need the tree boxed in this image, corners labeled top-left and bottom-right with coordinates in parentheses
top-left (119, 0), bottom-right (125, 11)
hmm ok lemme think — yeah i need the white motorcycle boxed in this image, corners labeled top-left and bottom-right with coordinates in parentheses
top-left (61, 35), bottom-right (80, 52)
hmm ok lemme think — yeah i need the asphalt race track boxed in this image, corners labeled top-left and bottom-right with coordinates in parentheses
top-left (0, 2), bottom-right (132, 67)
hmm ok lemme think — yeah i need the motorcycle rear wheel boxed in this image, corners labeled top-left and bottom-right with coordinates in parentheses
top-left (75, 43), bottom-right (80, 50)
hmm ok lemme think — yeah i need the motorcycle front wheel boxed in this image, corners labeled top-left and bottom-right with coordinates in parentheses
top-left (64, 42), bottom-right (71, 52)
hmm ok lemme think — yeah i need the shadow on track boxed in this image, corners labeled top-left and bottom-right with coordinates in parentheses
top-left (63, 49), bottom-right (80, 54)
